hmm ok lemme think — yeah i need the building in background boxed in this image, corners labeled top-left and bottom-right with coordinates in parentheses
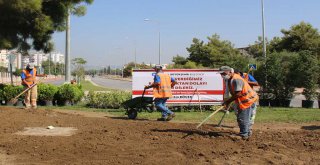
top-left (0, 49), bottom-right (22, 69)
top-left (0, 49), bottom-right (9, 68)
top-left (25, 52), bottom-right (65, 67)
top-left (0, 49), bottom-right (65, 70)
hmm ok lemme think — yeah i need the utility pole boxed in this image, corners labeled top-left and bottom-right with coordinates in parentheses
top-left (49, 53), bottom-right (51, 75)
top-left (134, 47), bottom-right (137, 68)
top-left (158, 30), bottom-right (161, 65)
top-left (9, 55), bottom-right (13, 85)
top-left (7, 54), bottom-right (15, 85)
top-left (65, 10), bottom-right (71, 83)
top-left (261, 0), bottom-right (268, 90)
top-left (261, 0), bottom-right (266, 58)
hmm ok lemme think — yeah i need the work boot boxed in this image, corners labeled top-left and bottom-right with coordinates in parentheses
top-left (241, 136), bottom-right (250, 141)
top-left (157, 117), bottom-right (167, 121)
top-left (166, 113), bottom-right (176, 121)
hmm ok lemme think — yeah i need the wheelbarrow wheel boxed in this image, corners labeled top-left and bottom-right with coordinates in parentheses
top-left (127, 108), bottom-right (138, 119)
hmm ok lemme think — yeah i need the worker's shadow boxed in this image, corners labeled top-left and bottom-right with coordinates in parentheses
top-left (301, 125), bottom-right (320, 130)
top-left (151, 128), bottom-right (234, 138)
top-left (108, 116), bottom-right (149, 121)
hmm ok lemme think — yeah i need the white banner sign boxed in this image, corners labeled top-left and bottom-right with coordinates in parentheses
top-left (132, 69), bottom-right (224, 105)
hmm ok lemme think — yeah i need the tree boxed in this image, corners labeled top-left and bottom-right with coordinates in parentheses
top-left (186, 38), bottom-right (210, 66)
top-left (71, 57), bottom-right (87, 82)
top-left (278, 22), bottom-right (320, 55)
top-left (41, 59), bottom-right (55, 75)
top-left (293, 51), bottom-right (319, 100)
top-left (123, 62), bottom-right (135, 77)
top-left (248, 36), bottom-right (282, 59)
top-left (172, 55), bottom-right (187, 65)
top-left (186, 34), bottom-right (244, 68)
top-left (0, 0), bottom-right (93, 54)
top-left (107, 65), bottom-right (111, 75)
top-left (254, 51), bottom-right (297, 102)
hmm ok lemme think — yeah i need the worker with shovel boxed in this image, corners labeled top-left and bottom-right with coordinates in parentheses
top-left (145, 65), bottom-right (177, 121)
top-left (21, 63), bottom-right (46, 109)
top-left (219, 66), bottom-right (258, 140)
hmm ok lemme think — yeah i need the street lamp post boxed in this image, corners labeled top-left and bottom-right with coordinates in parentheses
top-left (261, 0), bottom-right (266, 59)
top-left (65, 10), bottom-right (71, 83)
top-left (261, 0), bottom-right (268, 89)
top-left (144, 18), bottom-right (161, 65)
top-left (49, 53), bottom-right (51, 75)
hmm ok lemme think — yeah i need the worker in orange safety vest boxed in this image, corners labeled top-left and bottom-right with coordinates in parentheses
top-left (21, 63), bottom-right (46, 109)
top-left (145, 65), bottom-right (177, 121)
top-left (219, 66), bottom-right (258, 140)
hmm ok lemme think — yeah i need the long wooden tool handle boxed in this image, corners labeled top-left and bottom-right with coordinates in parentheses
top-left (196, 106), bottom-right (224, 129)
top-left (13, 84), bottom-right (37, 100)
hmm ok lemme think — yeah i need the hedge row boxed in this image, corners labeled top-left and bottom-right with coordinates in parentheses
top-left (85, 91), bottom-right (131, 109)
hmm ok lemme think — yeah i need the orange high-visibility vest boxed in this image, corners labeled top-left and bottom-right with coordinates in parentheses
top-left (243, 73), bottom-right (249, 82)
top-left (153, 73), bottom-right (173, 98)
top-left (229, 74), bottom-right (258, 110)
top-left (22, 68), bottom-right (37, 86)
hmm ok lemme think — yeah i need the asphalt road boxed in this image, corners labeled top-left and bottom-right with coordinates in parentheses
top-left (90, 76), bottom-right (132, 91)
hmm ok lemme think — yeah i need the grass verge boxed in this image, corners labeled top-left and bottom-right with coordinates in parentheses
top-left (38, 105), bottom-right (320, 123)
top-left (80, 80), bottom-right (116, 91)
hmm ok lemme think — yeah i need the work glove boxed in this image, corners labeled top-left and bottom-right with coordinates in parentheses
top-left (222, 100), bottom-right (231, 108)
top-left (144, 85), bottom-right (151, 89)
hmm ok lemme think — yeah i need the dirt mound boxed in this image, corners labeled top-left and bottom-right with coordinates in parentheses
top-left (0, 107), bottom-right (319, 164)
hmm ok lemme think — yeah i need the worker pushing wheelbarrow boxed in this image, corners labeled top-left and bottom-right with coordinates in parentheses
top-left (124, 65), bottom-right (177, 121)
top-left (122, 88), bottom-right (155, 119)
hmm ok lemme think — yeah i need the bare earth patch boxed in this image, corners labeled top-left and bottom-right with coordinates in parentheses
top-left (16, 127), bottom-right (77, 136)
top-left (0, 107), bottom-right (319, 164)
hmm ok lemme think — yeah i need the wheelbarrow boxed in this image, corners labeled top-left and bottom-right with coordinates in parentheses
top-left (122, 88), bottom-right (155, 119)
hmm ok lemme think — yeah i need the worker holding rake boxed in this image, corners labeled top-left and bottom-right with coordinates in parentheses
top-left (21, 63), bottom-right (46, 109)
top-left (219, 66), bottom-right (258, 140)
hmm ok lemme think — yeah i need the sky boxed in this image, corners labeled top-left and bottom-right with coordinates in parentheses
top-left (52, 0), bottom-right (320, 68)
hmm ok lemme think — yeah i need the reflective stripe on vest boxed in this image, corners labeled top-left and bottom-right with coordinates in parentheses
top-left (22, 68), bottom-right (36, 85)
top-left (153, 73), bottom-right (173, 98)
top-left (230, 74), bottom-right (258, 110)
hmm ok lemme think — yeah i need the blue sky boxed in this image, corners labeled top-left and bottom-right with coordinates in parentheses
top-left (52, 0), bottom-right (320, 68)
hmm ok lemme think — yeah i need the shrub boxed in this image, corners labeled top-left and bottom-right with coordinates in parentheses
top-left (2, 85), bottom-right (24, 101)
top-left (55, 84), bottom-right (84, 104)
top-left (86, 91), bottom-right (131, 109)
top-left (0, 84), bottom-right (6, 101)
top-left (38, 83), bottom-right (58, 101)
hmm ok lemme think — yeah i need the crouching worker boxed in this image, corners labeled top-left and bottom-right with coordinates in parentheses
top-left (21, 63), bottom-right (46, 109)
top-left (145, 65), bottom-right (177, 121)
top-left (219, 66), bottom-right (258, 140)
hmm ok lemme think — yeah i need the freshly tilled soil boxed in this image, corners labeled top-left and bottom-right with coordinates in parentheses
top-left (0, 107), bottom-right (319, 164)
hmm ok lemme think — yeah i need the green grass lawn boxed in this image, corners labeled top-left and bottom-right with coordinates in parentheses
top-left (42, 105), bottom-right (320, 123)
top-left (80, 80), bottom-right (116, 91)
top-left (108, 107), bottom-right (320, 123)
